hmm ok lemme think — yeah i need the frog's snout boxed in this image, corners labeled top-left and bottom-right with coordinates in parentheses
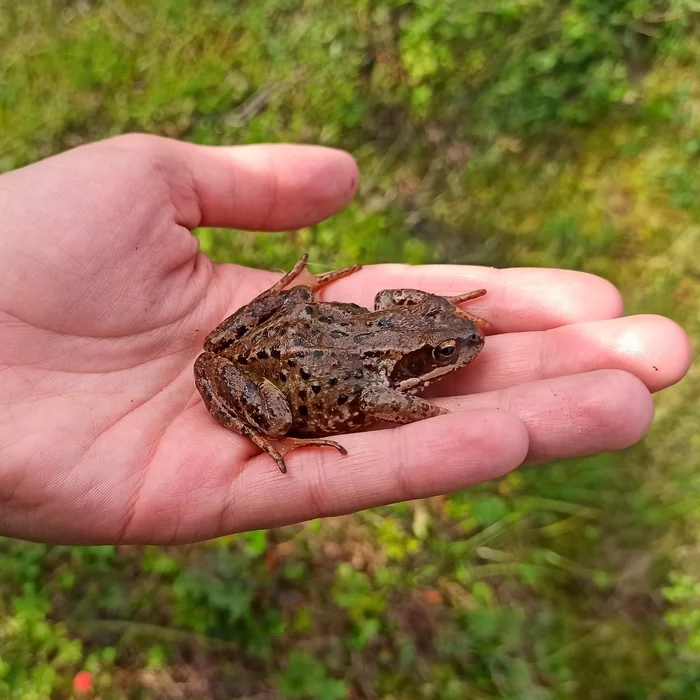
top-left (466, 327), bottom-right (484, 347)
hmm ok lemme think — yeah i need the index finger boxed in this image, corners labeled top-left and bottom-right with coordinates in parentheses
top-left (288, 263), bottom-right (625, 334)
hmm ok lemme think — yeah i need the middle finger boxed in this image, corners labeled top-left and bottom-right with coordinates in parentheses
top-left (428, 314), bottom-right (691, 397)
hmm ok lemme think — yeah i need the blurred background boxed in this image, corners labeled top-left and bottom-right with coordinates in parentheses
top-left (1, 1), bottom-right (699, 698)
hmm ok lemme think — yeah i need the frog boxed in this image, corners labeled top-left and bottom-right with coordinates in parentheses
top-left (194, 254), bottom-right (489, 474)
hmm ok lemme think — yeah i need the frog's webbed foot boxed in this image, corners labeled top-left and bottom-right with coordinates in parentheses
top-left (269, 253), bottom-right (311, 292)
top-left (374, 288), bottom-right (491, 329)
top-left (307, 263), bottom-right (363, 293)
top-left (359, 387), bottom-right (448, 425)
top-left (277, 436), bottom-right (348, 457)
top-left (273, 253), bottom-right (363, 294)
top-left (446, 289), bottom-right (490, 328)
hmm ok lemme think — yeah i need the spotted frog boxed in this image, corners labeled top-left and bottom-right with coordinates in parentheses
top-left (194, 255), bottom-right (488, 473)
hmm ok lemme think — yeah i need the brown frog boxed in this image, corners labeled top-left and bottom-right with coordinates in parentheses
top-left (194, 254), bottom-right (489, 473)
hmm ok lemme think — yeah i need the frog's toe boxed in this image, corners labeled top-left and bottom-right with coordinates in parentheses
top-left (280, 436), bottom-right (348, 456)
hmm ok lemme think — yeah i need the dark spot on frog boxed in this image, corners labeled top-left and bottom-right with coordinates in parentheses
top-left (377, 317), bottom-right (391, 328)
top-left (303, 322), bottom-right (311, 330)
top-left (300, 368), bottom-right (311, 380)
top-left (235, 325), bottom-right (247, 338)
top-left (299, 405), bottom-right (308, 416)
top-left (311, 384), bottom-right (321, 394)
top-left (287, 358), bottom-right (297, 367)
top-left (256, 349), bottom-right (268, 360)
top-left (354, 368), bottom-right (363, 379)
top-left (313, 350), bottom-right (324, 359)
top-left (237, 355), bottom-right (248, 365)
top-left (304, 305), bottom-right (313, 315)
top-left (279, 372), bottom-right (287, 382)
top-left (298, 389), bottom-right (307, 400)
top-left (271, 348), bottom-right (281, 359)
top-left (337, 394), bottom-right (349, 405)
top-left (328, 376), bottom-right (338, 386)
top-left (330, 329), bottom-right (348, 339)
top-left (296, 350), bottom-right (305, 358)
top-left (252, 412), bottom-right (268, 428)
top-left (319, 315), bottom-right (333, 324)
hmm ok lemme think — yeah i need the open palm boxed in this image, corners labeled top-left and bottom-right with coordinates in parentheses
top-left (0, 135), bottom-right (691, 545)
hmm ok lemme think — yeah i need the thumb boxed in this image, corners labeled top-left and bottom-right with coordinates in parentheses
top-left (105, 133), bottom-right (360, 231)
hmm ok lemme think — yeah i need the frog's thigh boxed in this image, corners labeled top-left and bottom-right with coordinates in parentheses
top-left (359, 387), bottom-right (448, 424)
top-left (194, 354), bottom-right (292, 472)
top-left (204, 287), bottom-right (312, 352)
top-left (374, 289), bottom-right (434, 311)
top-left (194, 353), bottom-right (292, 438)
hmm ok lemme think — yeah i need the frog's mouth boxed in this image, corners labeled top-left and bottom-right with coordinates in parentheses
top-left (394, 365), bottom-right (457, 392)
top-left (389, 345), bottom-right (456, 391)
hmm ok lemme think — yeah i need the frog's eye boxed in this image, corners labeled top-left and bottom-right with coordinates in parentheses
top-left (433, 339), bottom-right (459, 363)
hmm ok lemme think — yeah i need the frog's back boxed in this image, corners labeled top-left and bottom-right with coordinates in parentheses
top-left (234, 300), bottom-right (378, 437)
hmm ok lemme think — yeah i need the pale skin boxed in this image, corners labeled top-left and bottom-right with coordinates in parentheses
top-left (0, 134), bottom-right (692, 545)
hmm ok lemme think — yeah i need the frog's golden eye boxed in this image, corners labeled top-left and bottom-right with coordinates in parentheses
top-left (433, 339), bottom-right (458, 362)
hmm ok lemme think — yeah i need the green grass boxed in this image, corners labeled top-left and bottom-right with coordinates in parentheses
top-left (1, 1), bottom-right (699, 697)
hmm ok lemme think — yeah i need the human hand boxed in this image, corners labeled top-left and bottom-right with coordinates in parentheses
top-left (0, 135), bottom-right (691, 544)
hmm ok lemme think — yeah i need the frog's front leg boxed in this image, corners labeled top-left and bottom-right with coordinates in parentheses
top-left (194, 353), bottom-right (345, 473)
top-left (374, 289), bottom-right (490, 328)
top-left (359, 387), bottom-right (449, 426)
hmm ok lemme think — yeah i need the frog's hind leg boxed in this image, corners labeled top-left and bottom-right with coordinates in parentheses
top-left (278, 436), bottom-right (348, 456)
top-left (446, 289), bottom-right (490, 329)
top-left (195, 352), bottom-right (295, 472)
top-left (195, 352), bottom-right (346, 473)
top-left (308, 263), bottom-right (363, 293)
top-left (269, 254), bottom-right (311, 293)
top-left (204, 284), bottom-right (313, 353)
top-left (272, 254), bottom-right (362, 294)
top-left (374, 289), bottom-right (436, 310)
top-left (194, 359), bottom-right (290, 473)
top-left (204, 256), bottom-right (316, 352)
top-left (374, 288), bottom-right (491, 329)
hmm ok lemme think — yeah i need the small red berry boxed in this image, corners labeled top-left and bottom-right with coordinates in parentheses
top-left (73, 671), bottom-right (93, 693)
